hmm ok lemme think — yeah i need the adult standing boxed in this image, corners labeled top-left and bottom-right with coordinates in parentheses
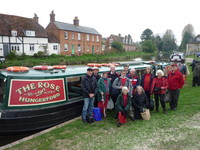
top-left (150, 70), bottom-right (168, 114)
top-left (192, 61), bottom-right (200, 86)
top-left (141, 67), bottom-right (154, 107)
top-left (168, 64), bottom-right (184, 111)
top-left (92, 67), bottom-right (101, 107)
top-left (127, 68), bottom-right (140, 94)
top-left (107, 65), bottom-right (119, 105)
top-left (97, 72), bottom-right (111, 118)
top-left (124, 64), bottom-right (130, 75)
top-left (81, 68), bottom-right (98, 123)
top-left (115, 86), bottom-right (131, 127)
top-left (93, 67), bottom-right (101, 82)
top-left (113, 69), bottom-right (133, 97)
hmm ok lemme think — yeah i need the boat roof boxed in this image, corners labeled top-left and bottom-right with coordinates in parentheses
top-left (0, 62), bottom-right (171, 79)
top-left (0, 64), bottom-right (153, 79)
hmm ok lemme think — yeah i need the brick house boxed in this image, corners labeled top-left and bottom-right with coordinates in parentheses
top-left (105, 34), bottom-right (136, 52)
top-left (45, 11), bottom-right (102, 56)
top-left (0, 13), bottom-right (49, 56)
top-left (186, 34), bottom-right (200, 55)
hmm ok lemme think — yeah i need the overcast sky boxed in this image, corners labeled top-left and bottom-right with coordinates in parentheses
top-left (1, 0), bottom-right (200, 45)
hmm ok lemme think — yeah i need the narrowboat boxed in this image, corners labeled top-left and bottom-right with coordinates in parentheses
top-left (0, 62), bottom-right (169, 135)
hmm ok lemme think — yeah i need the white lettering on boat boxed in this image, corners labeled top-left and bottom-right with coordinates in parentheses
top-left (19, 93), bottom-right (61, 103)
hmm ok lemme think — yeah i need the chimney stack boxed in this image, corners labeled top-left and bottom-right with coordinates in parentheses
top-left (50, 10), bottom-right (55, 23)
top-left (118, 33), bottom-right (121, 37)
top-left (33, 13), bottom-right (39, 23)
top-left (73, 16), bottom-right (79, 26)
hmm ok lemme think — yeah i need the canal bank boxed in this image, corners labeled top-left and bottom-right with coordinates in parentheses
top-left (0, 52), bottom-right (154, 68)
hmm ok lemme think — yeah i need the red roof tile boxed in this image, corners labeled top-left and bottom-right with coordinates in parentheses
top-left (0, 13), bottom-right (47, 37)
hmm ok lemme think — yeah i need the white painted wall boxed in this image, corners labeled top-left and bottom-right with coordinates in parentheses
top-left (48, 43), bottom-right (60, 55)
top-left (0, 36), bottom-right (50, 56)
top-left (0, 45), bottom-right (3, 57)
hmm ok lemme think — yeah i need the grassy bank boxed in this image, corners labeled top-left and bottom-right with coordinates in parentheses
top-left (186, 55), bottom-right (200, 61)
top-left (5, 66), bottom-right (200, 150)
top-left (0, 51), bottom-right (153, 69)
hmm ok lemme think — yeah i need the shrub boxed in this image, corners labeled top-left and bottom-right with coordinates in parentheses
top-left (6, 50), bottom-right (17, 60)
top-left (50, 53), bottom-right (58, 58)
top-left (37, 51), bottom-right (45, 57)
top-left (33, 53), bottom-right (38, 58)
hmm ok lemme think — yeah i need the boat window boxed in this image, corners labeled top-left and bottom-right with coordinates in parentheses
top-left (66, 76), bottom-right (83, 100)
top-left (0, 79), bottom-right (5, 103)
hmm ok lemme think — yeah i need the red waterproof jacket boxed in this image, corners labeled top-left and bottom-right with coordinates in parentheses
top-left (150, 77), bottom-right (168, 94)
top-left (167, 70), bottom-right (184, 90)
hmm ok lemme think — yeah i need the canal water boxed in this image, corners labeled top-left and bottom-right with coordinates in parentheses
top-left (0, 53), bottom-right (170, 147)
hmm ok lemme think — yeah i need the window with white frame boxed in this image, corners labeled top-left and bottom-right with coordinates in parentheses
top-left (78, 33), bottom-right (81, 40)
top-left (78, 44), bottom-right (81, 51)
top-left (53, 45), bottom-right (58, 50)
top-left (64, 44), bottom-right (68, 51)
top-left (11, 45), bottom-right (20, 51)
top-left (96, 36), bottom-right (99, 42)
top-left (11, 30), bottom-right (17, 36)
top-left (87, 34), bottom-right (90, 41)
top-left (64, 31), bottom-right (68, 39)
top-left (72, 32), bottom-right (74, 40)
top-left (25, 30), bottom-right (35, 37)
top-left (30, 44), bottom-right (34, 51)
top-left (92, 35), bottom-right (94, 41)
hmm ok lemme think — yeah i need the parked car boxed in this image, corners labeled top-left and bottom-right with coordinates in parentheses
top-left (169, 52), bottom-right (185, 62)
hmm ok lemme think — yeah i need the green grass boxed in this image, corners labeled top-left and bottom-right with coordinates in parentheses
top-left (186, 55), bottom-right (200, 61)
top-left (0, 52), bottom-right (153, 69)
top-left (5, 66), bottom-right (200, 150)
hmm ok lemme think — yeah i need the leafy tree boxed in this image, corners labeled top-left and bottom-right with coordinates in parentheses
top-left (141, 40), bottom-right (156, 53)
top-left (180, 24), bottom-right (195, 51)
top-left (181, 24), bottom-right (195, 38)
top-left (111, 41), bottom-right (124, 53)
top-left (140, 28), bottom-right (154, 41)
top-left (162, 29), bottom-right (177, 52)
top-left (153, 35), bottom-right (163, 51)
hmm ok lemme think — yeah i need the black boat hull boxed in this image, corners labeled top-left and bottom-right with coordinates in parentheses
top-left (0, 100), bottom-right (83, 135)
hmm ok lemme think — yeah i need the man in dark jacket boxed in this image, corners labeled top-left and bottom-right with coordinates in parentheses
top-left (107, 65), bottom-right (119, 105)
top-left (192, 61), bottom-right (200, 86)
top-left (168, 64), bottom-right (184, 111)
top-left (81, 68), bottom-right (98, 123)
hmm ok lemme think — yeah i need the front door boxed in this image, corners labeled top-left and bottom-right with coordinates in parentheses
top-left (72, 45), bottom-right (75, 55)
top-left (92, 46), bottom-right (94, 54)
top-left (3, 44), bottom-right (9, 57)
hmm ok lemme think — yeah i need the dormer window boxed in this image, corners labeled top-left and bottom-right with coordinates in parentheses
top-left (11, 30), bottom-right (17, 36)
top-left (25, 30), bottom-right (35, 37)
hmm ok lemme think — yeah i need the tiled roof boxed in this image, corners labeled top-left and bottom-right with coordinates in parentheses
top-left (110, 34), bottom-right (124, 43)
top-left (0, 13), bottom-right (48, 37)
top-left (54, 21), bottom-right (101, 35)
top-left (188, 34), bottom-right (200, 44)
top-left (46, 32), bottom-right (59, 43)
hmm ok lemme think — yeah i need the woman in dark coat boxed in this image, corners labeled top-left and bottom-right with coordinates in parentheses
top-left (115, 86), bottom-right (131, 127)
top-left (132, 86), bottom-right (149, 119)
